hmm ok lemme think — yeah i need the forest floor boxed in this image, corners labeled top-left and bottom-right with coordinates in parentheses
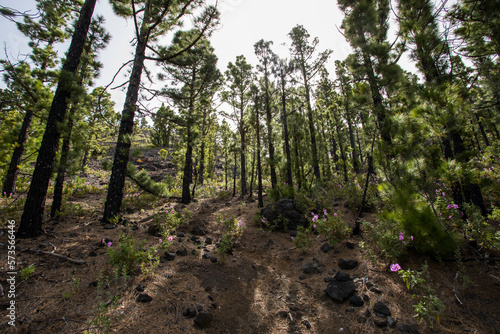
top-left (1, 146), bottom-right (499, 334)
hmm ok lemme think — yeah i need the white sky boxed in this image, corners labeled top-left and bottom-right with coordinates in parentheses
top-left (1, 0), bottom-right (420, 113)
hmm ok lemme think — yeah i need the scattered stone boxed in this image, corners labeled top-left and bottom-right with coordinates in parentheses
top-left (324, 277), bottom-right (333, 283)
top-left (147, 225), bottom-right (160, 236)
top-left (194, 311), bottom-right (213, 328)
top-left (165, 252), bottom-right (176, 261)
top-left (334, 271), bottom-right (350, 282)
top-left (176, 248), bottom-right (188, 256)
top-left (357, 315), bottom-right (367, 324)
top-left (191, 249), bottom-right (197, 255)
top-left (205, 237), bottom-right (213, 245)
top-left (303, 262), bottom-right (319, 274)
top-left (289, 230), bottom-right (298, 237)
top-left (387, 316), bottom-right (397, 328)
top-left (89, 281), bottom-right (98, 287)
top-left (338, 259), bottom-right (358, 270)
top-left (278, 310), bottom-right (288, 319)
top-left (135, 284), bottom-right (145, 292)
top-left (205, 286), bottom-right (212, 292)
top-left (136, 293), bottom-right (153, 303)
top-left (365, 281), bottom-right (374, 289)
top-left (374, 317), bottom-right (388, 327)
top-left (320, 243), bottom-right (331, 253)
top-left (88, 251), bottom-right (97, 257)
top-left (209, 257), bottom-right (217, 263)
top-left (211, 303), bottom-right (217, 309)
top-left (397, 324), bottom-right (419, 334)
top-left (345, 307), bottom-right (356, 313)
top-left (373, 301), bottom-right (391, 317)
top-left (363, 294), bottom-right (370, 302)
top-left (349, 295), bottom-right (364, 307)
top-left (202, 253), bottom-right (211, 260)
top-left (260, 199), bottom-right (309, 232)
top-left (299, 275), bottom-right (307, 280)
top-left (192, 226), bottom-right (206, 236)
top-left (363, 309), bottom-right (371, 318)
top-left (196, 304), bottom-right (204, 312)
top-left (264, 239), bottom-right (274, 247)
top-left (345, 242), bottom-right (356, 249)
top-left (177, 232), bottom-right (186, 237)
top-left (191, 236), bottom-right (202, 244)
top-left (182, 307), bottom-right (197, 318)
top-left (177, 238), bottom-right (184, 243)
top-left (325, 280), bottom-right (356, 303)
top-left (131, 225), bottom-right (139, 231)
top-left (302, 320), bottom-right (312, 329)
top-left (104, 224), bottom-right (117, 230)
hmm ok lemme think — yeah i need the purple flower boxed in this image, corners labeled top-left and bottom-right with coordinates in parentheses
top-left (238, 220), bottom-right (242, 227)
top-left (168, 236), bottom-right (173, 242)
top-left (107, 242), bottom-right (112, 247)
top-left (410, 235), bottom-right (414, 241)
top-left (159, 239), bottom-right (162, 243)
top-left (323, 209), bottom-right (328, 216)
top-left (399, 232), bottom-right (404, 241)
top-left (101, 238), bottom-right (105, 245)
top-left (334, 213), bottom-right (338, 217)
top-left (313, 224), bottom-right (317, 229)
top-left (390, 263), bottom-right (402, 272)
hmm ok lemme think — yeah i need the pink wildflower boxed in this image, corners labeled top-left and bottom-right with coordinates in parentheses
top-left (390, 263), bottom-right (402, 272)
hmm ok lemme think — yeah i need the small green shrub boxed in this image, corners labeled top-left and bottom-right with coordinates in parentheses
top-left (20, 264), bottom-right (35, 280)
top-left (293, 225), bottom-right (313, 252)
top-left (311, 209), bottom-right (350, 246)
top-left (107, 234), bottom-right (147, 276)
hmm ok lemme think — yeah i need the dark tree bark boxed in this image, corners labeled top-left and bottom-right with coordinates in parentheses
top-left (280, 78), bottom-right (293, 189)
top-left (2, 108), bottom-right (34, 197)
top-left (103, 12), bottom-right (149, 222)
top-left (17, 0), bottom-right (97, 238)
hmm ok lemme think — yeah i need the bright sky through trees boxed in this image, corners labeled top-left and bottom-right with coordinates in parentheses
top-left (0, 0), bottom-right (422, 109)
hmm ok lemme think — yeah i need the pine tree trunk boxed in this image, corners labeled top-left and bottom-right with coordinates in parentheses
top-left (255, 100), bottom-right (264, 208)
top-left (103, 10), bottom-right (149, 222)
top-left (233, 150), bottom-right (237, 197)
top-left (198, 140), bottom-right (205, 186)
top-left (281, 80), bottom-right (293, 188)
top-left (264, 74), bottom-right (277, 189)
top-left (240, 128), bottom-right (247, 196)
top-left (304, 81), bottom-right (321, 182)
top-left (2, 108), bottom-right (34, 197)
top-left (17, 0), bottom-right (97, 238)
top-left (50, 104), bottom-right (76, 219)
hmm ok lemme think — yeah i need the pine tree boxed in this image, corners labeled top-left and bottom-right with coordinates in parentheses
top-left (221, 55), bottom-right (254, 197)
top-left (103, 0), bottom-right (219, 221)
top-left (17, 0), bottom-right (97, 238)
top-left (288, 25), bottom-right (332, 182)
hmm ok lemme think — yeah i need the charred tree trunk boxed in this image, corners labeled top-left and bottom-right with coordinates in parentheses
top-left (103, 9), bottom-right (149, 222)
top-left (17, 0), bottom-right (97, 238)
top-left (2, 108), bottom-right (34, 197)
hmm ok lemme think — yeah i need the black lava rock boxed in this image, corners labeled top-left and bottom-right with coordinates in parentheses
top-left (320, 243), bottom-right (331, 253)
top-left (176, 248), bottom-right (188, 256)
top-left (349, 295), bottom-right (364, 307)
top-left (182, 307), bottom-right (197, 318)
top-left (374, 301), bottom-right (392, 317)
top-left (338, 259), bottom-right (358, 270)
top-left (303, 262), bottom-right (319, 274)
top-left (334, 271), bottom-right (350, 282)
top-left (194, 311), bottom-right (213, 328)
top-left (165, 252), bottom-right (176, 261)
top-left (260, 199), bottom-right (308, 232)
top-left (325, 280), bottom-right (356, 303)
top-left (136, 293), bottom-right (153, 303)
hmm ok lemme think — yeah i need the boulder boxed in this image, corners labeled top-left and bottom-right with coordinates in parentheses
top-left (260, 198), bottom-right (308, 232)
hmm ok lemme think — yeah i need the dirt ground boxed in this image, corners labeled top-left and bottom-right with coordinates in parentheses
top-left (0, 147), bottom-right (499, 333)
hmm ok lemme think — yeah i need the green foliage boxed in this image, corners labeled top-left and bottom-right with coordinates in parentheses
top-left (216, 213), bottom-right (244, 262)
top-left (396, 263), bottom-right (445, 328)
top-left (19, 264), bottom-right (35, 280)
top-left (293, 225), bottom-right (313, 252)
top-left (106, 233), bottom-right (148, 276)
top-left (375, 181), bottom-right (458, 258)
top-left (62, 275), bottom-right (81, 300)
top-left (311, 209), bottom-right (350, 246)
